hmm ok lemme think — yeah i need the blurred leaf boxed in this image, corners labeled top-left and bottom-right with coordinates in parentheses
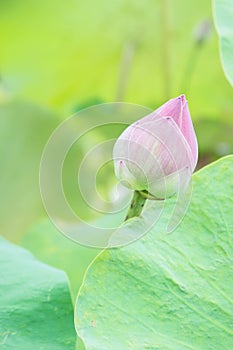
top-left (0, 101), bottom-right (58, 241)
top-left (76, 155), bottom-right (233, 350)
top-left (0, 236), bottom-right (76, 350)
top-left (213, 0), bottom-right (233, 85)
top-left (195, 118), bottom-right (233, 168)
top-left (0, 1), bottom-right (232, 118)
top-left (21, 219), bottom-right (99, 350)
top-left (20, 219), bottom-right (99, 299)
top-left (73, 98), bottom-right (104, 113)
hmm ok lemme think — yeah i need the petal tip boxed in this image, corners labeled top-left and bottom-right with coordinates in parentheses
top-left (178, 94), bottom-right (187, 104)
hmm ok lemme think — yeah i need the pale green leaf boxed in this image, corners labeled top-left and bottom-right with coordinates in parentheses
top-left (213, 0), bottom-right (233, 85)
top-left (0, 237), bottom-right (76, 350)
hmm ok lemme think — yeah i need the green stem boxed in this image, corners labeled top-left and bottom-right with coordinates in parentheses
top-left (116, 42), bottom-right (135, 101)
top-left (161, 0), bottom-right (172, 100)
top-left (125, 190), bottom-right (146, 221)
top-left (179, 44), bottom-right (200, 94)
top-left (180, 20), bottom-right (211, 94)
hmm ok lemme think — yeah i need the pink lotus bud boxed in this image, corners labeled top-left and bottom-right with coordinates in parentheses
top-left (113, 95), bottom-right (198, 199)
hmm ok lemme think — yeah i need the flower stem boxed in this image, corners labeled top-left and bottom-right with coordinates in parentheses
top-left (116, 42), bottom-right (135, 101)
top-left (161, 0), bottom-right (172, 100)
top-left (179, 45), bottom-right (200, 94)
top-left (124, 190), bottom-right (146, 221)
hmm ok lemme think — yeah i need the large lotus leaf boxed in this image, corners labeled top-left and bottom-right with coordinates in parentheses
top-left (213, 0), bottom-right (233, 85)
top-left (0, 237), bottom-right (76, 350)
top-left (76, 155), bottom-right (233, 350)
top-left (0, 1), bottom-right (232, 118)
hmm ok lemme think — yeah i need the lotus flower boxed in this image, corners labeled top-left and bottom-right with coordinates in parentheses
top-left (113, 95), bottom-right (198, 199)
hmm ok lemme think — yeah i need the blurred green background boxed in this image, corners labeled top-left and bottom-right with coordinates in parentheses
top-left (0, 1), bottom-right (232, 347)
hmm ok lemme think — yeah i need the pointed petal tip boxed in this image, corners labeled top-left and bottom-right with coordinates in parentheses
top-left (178, 94), bottom-right (187, 104)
